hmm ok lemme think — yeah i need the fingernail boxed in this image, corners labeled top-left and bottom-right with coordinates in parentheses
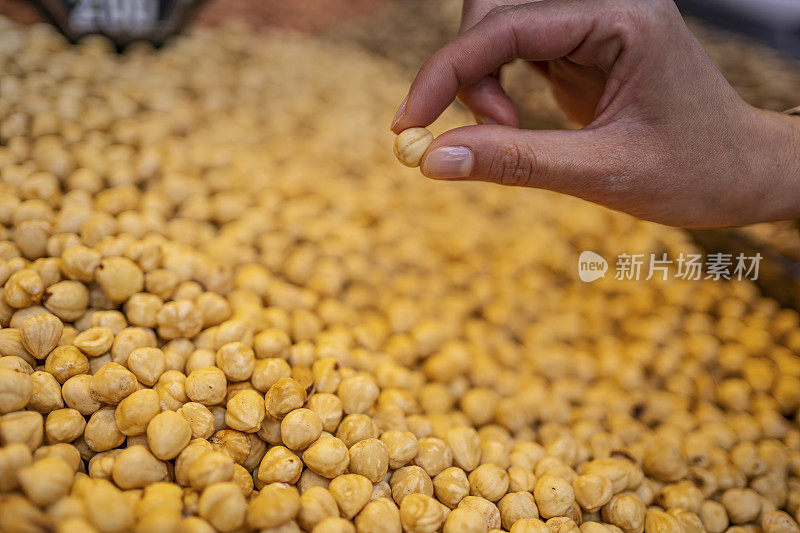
top-left (390, 96), bottom-right (408, 130)
top-left (477, 115), bottom-right (498, 125)
top-left (422, 146), bottom-right (474, 179)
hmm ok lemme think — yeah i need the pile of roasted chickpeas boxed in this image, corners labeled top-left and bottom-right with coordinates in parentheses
top-left (0, 17), bottom-right (799, 533)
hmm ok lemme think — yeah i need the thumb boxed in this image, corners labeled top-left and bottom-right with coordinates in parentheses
top-left (420, 125), bottom-right (625, 202)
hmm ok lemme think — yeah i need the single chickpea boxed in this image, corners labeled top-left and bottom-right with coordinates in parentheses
top-left (302, 436), bottom-right (350, 478)
top-left (44, 407), bottom-right (85, 442)
top-left (111, 326), bottom-right (157, 364)
top-left (469, 463), bottom-right (510, 502)
top-left (126, 346), bottom-right (166, 386)
top-left (145, 269), bottom-right (179, 300)
top-left (110, 444), bottom-right (168, 489)
top-left (347, 437), bottom-right (389, 483)
top-left (189, 451), bottom-right (236, 490)
top-left (298, 469), bottom-right (331, 494)
top-left (0, 329), bottom-right (29, 360)
top-left (600, 494), bottom-right (646, 533)
top-left (123, 292), bottom-right (162, 328)
top-left (9, 306), bottom-right (49, 330)
top-left (642, 442), bottom-right (688, 483)
top-left (73, 326), bottom-right (114, 356)
top-left (508, 466), bottom-right (537, 493)
top-left (186, 349), bottom-right (216, 375)
top-left (196, 292), bottom-right (232, 328)
top-left (307, 393), bottom-right (343, 434)
top-left (434, 466), bottom-right (471, 508)
top-left (730, 440), bottom-right (768, 478)
top-left (147, 409), bottom-right (192, 460)
top-left (444, 507), bottom-right (488, 533)
top-left (61, 245), bottom-right (101, 282)
top-left (156, 299), bottom-right (203, 339)
top-left (312, 357), bottom-right (342, 394)
top-left (546, 516), bottom-right (581, 532)
top-left (91, 310), bottom-right (127, 334)
top-left (18, 456), bottom-right (73, 506)
top-left (480, 439), bottom-right (511, 469)
top-left (0, 442), bottom-right (32, 491)
top-left (498, 492), bottom-right (539, 530)
top-left (699, 500), bottom-right (728, 533)
top-left (84, 407), bottom-right (125, 451)
top-left (90, 361), bottom-right (136, 403)
top-left (328, 473), bottom-right (373, 519)
top-left (216, 341), bottom-right (255, 382)
top-left (5, 268), bottom-right (44, 308)
top-left (356, 497), bottom-right (402, 533)
top-left (62, 374), bottom-right (101, 415)
top-left (573, 474), bottom-right (613, 512)
top-left (43, 280), bottom-right (89, 321)
top-left (225, 389), bottom-right (265, 433)
top-left (337, 374), bottom-right (379, 414)
top-left (393, 128), bottom-right (434, 168)
top-left (232, 463), bottom-right (254, 497)
top-left (281, 408), bottom-right (323, 450)
top-left (761, 510), bottom-right (800, 533)
top-left (253, 328), bottom-right (291, 359)
top-left (534, 474), bottom-right (575, 519)
top-left (667, 508), bottom-right (705, 533)
top-left (178, 401), bottom-right (216, 439)
top-left (400, 492), bottom-right (445, 533)
top-left (391, 465), bottom-right (434, 505)
top-left (258, 445), bottom-right (303, 485)
top-left (160, 340), bottom-right (190, 374)
top-left (78, 479), bottom-right (135, 532)
top-left (445, 426), bottom-right (482, 472)
top-left (378, 432), bottom-right (417, 471)
top-left (34, 442), bottom-right (81, 472)
top-left (297, 486), bottom-right (339, 530)
top-left (44, 345), bottom-right (89, 385)
top-left (185, 366), bottom-right (227, 406)
top-left (247, 482), bottom-right (301, 529)
top-left (265, 377), bottom-right (307, 419)
top-left (658, 480), bottom-right (703, 514)
top-left (198, 482), bottom-right (247, 532)
top-left (252, 357), bottom-right (292, 392)
top-left (214, 319), bottom-right (253, 349)
top-left (0, 366), bottom-right (32, 413)
top-left (336, 414), bottom-right (380, 447)
top-left (95, 256), bottom-right (144, 303)
top-left (182, 516), bottom-right (216, 533)
top-left (114, 388), bottom-right (160, 436)
top-left (209, 429), bottom-right (251, 464)
top-left (19, 312), bottom-right (62, 358)
top-left (720, 487), bottom-right (762, 524)
top-left (27, 371), bottom-right (63, 415)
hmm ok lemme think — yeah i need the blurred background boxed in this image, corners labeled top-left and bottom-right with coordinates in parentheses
top-left (2, 0), bottom-right (800, 306)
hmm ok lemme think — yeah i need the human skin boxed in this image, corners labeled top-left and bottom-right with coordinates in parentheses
top-left (390, 0), bottom-right (800, 228)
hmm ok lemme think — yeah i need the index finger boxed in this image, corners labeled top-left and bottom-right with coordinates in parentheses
top-left (391, 0), bottom-right (611, 133)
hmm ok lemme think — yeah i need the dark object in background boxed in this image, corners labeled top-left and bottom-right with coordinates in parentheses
top-left (689, 228), bottom-right (800, 310)
top-left (32, 0), bottom-right (207, 47)
top-left (676, 0), bottom-right (800, 59)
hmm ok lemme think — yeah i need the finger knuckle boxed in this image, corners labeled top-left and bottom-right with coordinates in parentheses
top-left (490, 143), bottom-right (536, 187)
top-left (611, 0), bottom-right (672, 31)
top-left (485, 4), bottom-right (520, 21)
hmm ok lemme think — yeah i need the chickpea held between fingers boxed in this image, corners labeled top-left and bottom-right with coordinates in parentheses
top-left (393, 128), bottom-right (433, 168)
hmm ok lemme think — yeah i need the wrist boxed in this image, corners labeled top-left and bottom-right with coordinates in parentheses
top-left (744, 107), bottom-right (800, 223)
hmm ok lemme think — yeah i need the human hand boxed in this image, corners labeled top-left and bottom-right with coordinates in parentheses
top-left (391, 0), bottom-right (800, 227)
